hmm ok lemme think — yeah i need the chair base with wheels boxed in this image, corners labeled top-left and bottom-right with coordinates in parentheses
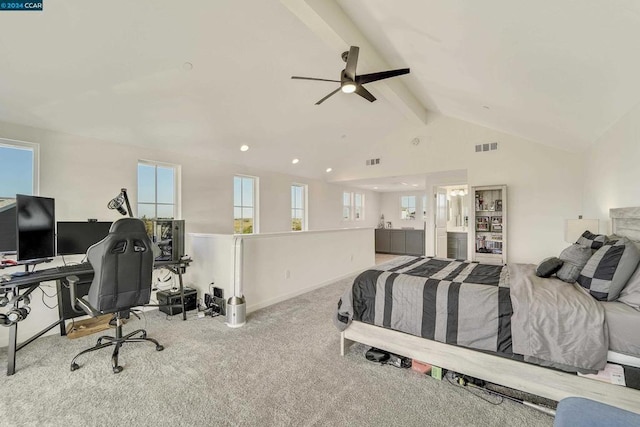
top-left (69, 310), bottom-right (164, 374)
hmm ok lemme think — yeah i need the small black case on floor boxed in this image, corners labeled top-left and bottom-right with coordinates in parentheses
top-left (365, 347), bottom-right (390, 363)
top-left (365, 347), bottom-right (411, 368)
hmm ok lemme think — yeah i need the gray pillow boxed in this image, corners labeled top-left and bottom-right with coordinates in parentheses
top-left (535, 257), bottom-right (564, 278)
top-left (556, 244), bottom-right (593, 283)
top-left (618, 263), bottom-right (640, 309)
top-left (577, 237), bottom-right (640, 301)
top-left (576, 230), bottom-right (607, 250)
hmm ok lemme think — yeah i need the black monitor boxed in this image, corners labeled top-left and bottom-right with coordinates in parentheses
top-left (57, 221), bottom-right (113, 255)
top-left (0, 198), bottom-right (17, 254)
top-left (16, 194), bottom-right (55, 262)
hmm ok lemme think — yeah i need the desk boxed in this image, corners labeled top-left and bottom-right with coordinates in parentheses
top-left (0, 258), bottom-right (192, 376)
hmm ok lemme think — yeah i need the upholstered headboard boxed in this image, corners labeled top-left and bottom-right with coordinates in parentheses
top-left (610, 207), bottom-right (640, 245)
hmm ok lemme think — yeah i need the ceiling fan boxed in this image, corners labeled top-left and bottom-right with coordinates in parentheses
top-left (291, 46), bottom-right (410, 105)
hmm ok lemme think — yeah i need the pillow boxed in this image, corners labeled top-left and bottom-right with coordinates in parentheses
top-left (617, 263), bottom-right (640, 309)
top-left (577, 237), bottom-right (640, 301)
top-left (576, 230), bottom-right (607, 250)
top-left (556, 244), bottom-right (593, 283)
top-left (535, 257), bottom-right (564, 278)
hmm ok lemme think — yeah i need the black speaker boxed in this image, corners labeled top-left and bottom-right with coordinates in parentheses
top-left (157, 288), bottom-right (197, 315)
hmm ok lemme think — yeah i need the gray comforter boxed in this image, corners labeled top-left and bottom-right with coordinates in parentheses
top-left (509, 263), bottom-right (608, 372)
top-left (335, 257), bottom-right (608, 373)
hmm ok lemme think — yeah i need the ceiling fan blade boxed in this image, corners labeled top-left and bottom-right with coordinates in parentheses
top-left (344, 46), bottom-right (359, 81)
top-left (291, 76), bottom-right (341, 83)
top-left (355, 85), bottom-right (376, 103)
top-left (356, 68), bottom-right (410, 85)
top-left (315, 87), bottom-right (341, 105)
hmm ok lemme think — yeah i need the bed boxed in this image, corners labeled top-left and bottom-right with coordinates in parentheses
top-left (336, 207), bottom-right (640, 414)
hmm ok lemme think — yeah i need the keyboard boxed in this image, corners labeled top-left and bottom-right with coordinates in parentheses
top-left (55, 262), bottom-right (92, 273)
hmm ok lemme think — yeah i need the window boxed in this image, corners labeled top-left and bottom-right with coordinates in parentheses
top-left (234, 175), bottom-right (258, 234)
top-left (0, 139), bottom-right (38, 197)
top-left (342, 191), bottom-right (351, 221)
top-left (400, 196), bottom-right (416, 220)
top-left (343, 191), bottom-right (364, 221)
top-left (137, 160), bottom-right (180, 219)
top-left (342, 192), bottom-right (352, 220)
top-left (291, 184), bottom-right (307, 231)
top-left (354, 193), bottom-right (364, 221)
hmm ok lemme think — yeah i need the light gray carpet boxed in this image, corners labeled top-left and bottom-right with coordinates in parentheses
top-left (0, 277), bottom-right (553, 426)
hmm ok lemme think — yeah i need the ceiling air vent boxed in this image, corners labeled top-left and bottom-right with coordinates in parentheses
top-left (365, 158), bottom-right (381, 166)
top-left (475, 143), bottom-right (498, 153)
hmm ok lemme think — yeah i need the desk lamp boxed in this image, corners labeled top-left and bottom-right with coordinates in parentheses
top-left (108, 188), bottom-right (133, 218)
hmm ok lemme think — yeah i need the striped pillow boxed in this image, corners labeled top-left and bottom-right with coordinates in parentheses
top-left (577, 237), bottom-right (640, 301)
top-left (576, 230), bottom-right (607, 250)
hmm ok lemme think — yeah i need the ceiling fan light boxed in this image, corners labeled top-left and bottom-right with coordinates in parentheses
top-left (341, 82), bottom-right (357, 93)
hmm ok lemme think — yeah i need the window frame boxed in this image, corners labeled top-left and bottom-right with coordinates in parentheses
top-left (400, 195), bottom-right (417, 220)
top-left (137, 159), bottom-right (181, 220)
top-left (234, 174), bottom-right (259, 234)
top-left (291, 183), bottom-right (308, 231)
top-left (342, 191), bottom-right (365, 221)
top-left (0, 138), bottom-right (39, 197)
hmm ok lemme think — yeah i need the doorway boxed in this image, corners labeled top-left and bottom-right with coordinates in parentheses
top-left (434, 185), bottom-right (469, 259)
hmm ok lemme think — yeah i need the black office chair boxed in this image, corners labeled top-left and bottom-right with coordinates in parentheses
top-left (67, 217), bottom-right (164, 373)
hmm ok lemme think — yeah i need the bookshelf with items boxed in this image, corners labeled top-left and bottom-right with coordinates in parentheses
top-left (471, 185), bottom-right (507, 265)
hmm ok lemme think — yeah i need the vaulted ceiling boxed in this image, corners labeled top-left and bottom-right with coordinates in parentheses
top-left (1, 1), bottom-right (639, 181)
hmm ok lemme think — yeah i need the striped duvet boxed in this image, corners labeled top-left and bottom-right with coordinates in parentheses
top-left (335, 256), bottom-right (608, 372)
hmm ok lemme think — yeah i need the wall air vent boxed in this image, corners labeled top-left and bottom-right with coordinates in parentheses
top-left (365, 158), bottom-right (381, 166)
top-left (475, 143), bottom-right (498, 153)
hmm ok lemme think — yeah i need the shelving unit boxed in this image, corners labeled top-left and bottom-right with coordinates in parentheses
top-left (471, 185), bottom-right (507, 264)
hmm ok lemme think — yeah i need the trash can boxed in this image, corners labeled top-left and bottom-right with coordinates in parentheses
top-left (226, 295), bottom-right (246, 328)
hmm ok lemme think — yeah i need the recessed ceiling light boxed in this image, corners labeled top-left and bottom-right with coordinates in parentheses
top-left (412, 184), bottom-right (418, 187)
top-left (240, 145), bottom-right (249, 152)
top-left (411, 137), bottom-right (420, 146)
top-left (183, 62), bottom-right (194, 71)
top-left (292, 158), bottom-right (299, 164)
top-left (326, 168), bottom-right (332, 173)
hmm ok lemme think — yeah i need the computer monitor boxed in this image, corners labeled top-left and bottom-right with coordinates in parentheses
top-left (57, 221), bottom-right (113, 255)
top-left (16, 194), bottom-right (55, 262)
top-left (0, 198), bottom-right (17, 254)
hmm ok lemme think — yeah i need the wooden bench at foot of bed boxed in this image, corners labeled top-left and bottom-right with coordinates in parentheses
top-left (340, 320), bottom-right (640, 415)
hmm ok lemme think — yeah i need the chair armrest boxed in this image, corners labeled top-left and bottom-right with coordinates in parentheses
top-left (67, 275), bottom-right (100, 317)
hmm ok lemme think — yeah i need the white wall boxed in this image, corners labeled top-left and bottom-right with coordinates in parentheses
top-left (186, 229), bottom-right (374, 313)
top-left (583, 102), bottom-right (640, 231)
top-left (334, 116), bottom-right (585, 264)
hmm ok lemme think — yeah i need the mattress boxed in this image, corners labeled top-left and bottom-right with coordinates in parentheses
top-left (602, 301), bottom-right (640, 356)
